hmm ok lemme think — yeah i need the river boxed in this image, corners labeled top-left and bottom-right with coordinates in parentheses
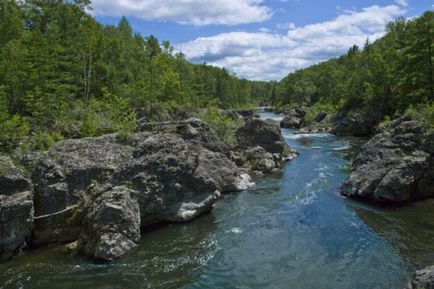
top-left (2, 110), bottom-right (434, 289)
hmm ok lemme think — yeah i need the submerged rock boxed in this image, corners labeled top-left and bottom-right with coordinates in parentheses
top-left (406, 266), bottom-right (434, 289)
top-left (341, 117), bottom-right (434, 203)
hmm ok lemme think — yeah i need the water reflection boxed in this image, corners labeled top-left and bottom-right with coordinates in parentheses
top-left (350, 200), bottom-right (434, 268)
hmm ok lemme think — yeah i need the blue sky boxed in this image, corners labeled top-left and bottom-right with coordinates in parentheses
top-left (93, 0), bottom-right (433, 80)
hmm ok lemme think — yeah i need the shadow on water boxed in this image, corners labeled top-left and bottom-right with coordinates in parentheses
top-left (0, 215), bottom-right (218, 289)
top-left (348, 199), bottom-right (434, 268)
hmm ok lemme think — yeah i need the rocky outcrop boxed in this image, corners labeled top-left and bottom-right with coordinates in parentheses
top-left (0, 156), bottom-right (34, 262)
top-left (235, 118), bottom-right (297, 173)
top-left (237, 118), bottom-right (290, 156)
top-left (77, 186), bottom-right (141, 261)
top-left (1, 117), bottom-right (293, 262)
top-left (0, 156), bottom-right (32, 195)
top-left (406, 266), bottom-right (434, 289)
top-left (0, 191), bottom-right (34, 261)
top-left (280, 108), bottom-right (306, 129)
top-left (341, 117), bottom-right (434, 203)
top-left (314, 111), bottom-right (327, 123)
top-left (332, 111), bottom-right (378, 137)
top-left (29, 119), bottom-right (253, 258)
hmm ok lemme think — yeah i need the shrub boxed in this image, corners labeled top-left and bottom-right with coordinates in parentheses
top-left (405, 103), bottom-right (434, 128)
top-left (203, 106), bottom-right (242, 145)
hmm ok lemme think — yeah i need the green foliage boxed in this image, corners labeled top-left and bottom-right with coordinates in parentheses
top-left (0, 1), bottom-right (269, 153)
top-left (79, 93), bottom-right (137, 138)
top-left (304, 102), bottom-right (339, 124)
top-left (203, 106), bottom-right (242, 145)
top-left (273, 11), bottom-right (434, 122)
top-left (26, 132), bottom-right (64, 152)
top-left (405, 103), bottom-right (434, 128)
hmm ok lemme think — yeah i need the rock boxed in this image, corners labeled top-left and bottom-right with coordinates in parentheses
top-left (237, 118), bottom-right (290, 156)
top-left (332, 112), bottom-right (377, 137)
top-left (28, 119), bottom-right (253, 260)
top-left (406, 266), bottom-right (434, 289)
top-left (0, 156), bottom-right (32, 196)
top-left (236, 118), bottom-right (297, 172)
top-left (314, 111), bottom-right (327, 123)
top-left (279, 107), bottom-right (307, 129)
top-left (341, 118), bottom-right (434, 203)
top-left (244, 146), bottom-right (276, 173)
top-left (280, 116), bottom-right (302, 129)
top-left (77, 186), bottom-right (141, 261)
top-left (0, 191), bottom-right (34, 261)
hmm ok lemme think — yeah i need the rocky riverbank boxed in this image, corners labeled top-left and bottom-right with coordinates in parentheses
top-left (340, 116), bottom-right (434, 203)
top-left (0, 117), bottom-right (296, 262)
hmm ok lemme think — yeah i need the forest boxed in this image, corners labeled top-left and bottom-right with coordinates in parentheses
top-left (272, 11), bottom-right (433, 126)
top-left (0, 0), bottom-right (272, 152)
top-left (0, 0), bottom-right (433, 154)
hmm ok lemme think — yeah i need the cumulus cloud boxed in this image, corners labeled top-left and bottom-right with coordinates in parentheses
top-left (181, 4), bottom-right (407, 80)
top-left (91, 0), bottom-right (271, 26)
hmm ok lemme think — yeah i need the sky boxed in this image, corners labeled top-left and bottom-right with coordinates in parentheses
top-left (93, 0), bottom-right (433, 81)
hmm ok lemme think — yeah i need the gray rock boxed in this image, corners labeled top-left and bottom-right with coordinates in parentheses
top-left (332, 111), bottom-right (378, 137)
top-left (77, 186), bottom-right (141, 261)
top-left (0, 156), bottom-right (31, 196)
top-left (28, 119), bottom-right (253, 261)
top-left (341, 118), bottom-right (434, 203)
top-left (237, 118), bottom-right (291, 156)
top-left (0, 191), bottom-right (34, 261)
top-left (406, 266), bottom-right (434, 289)
top-left (315, 111), bottom-right (327, 123)
top-left (280, 115), bottom-right (302, 129)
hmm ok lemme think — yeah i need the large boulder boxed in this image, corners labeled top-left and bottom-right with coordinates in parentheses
top-left (28, 119), bottom-right (253, 259)
top-left (332, 111), bottom-right (377, 137)
top-left (0, 156), bottom-right (34, 262)
top-left (237, 118), bottom-right (290, 156)
top-left (280, 108), bottom-right (306, 129)
top-left (406, 266), bottom-right (434, 289)
top-left (77, 186), bottom-right (141, 261)
top-left (0, 156), bottom-right (32, 196)
top-left (0, 191), bottom-right (34, 261)
top-left (236, 118), bottom-right (297, 173)
top-left (280, 115), bottom-right (302, 129)
top-left (314, 111), bottom-right (327, 123)
top-left (341, 117), bottom-right (434, 203)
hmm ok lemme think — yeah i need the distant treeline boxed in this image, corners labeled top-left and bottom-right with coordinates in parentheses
top-left (0, 0), bottom-right (272, 152)
top-left (271, 11), bottom-right (433, 123)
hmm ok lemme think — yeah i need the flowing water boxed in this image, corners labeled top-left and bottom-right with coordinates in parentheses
top-left (2, 110), bottom-right (434, 289)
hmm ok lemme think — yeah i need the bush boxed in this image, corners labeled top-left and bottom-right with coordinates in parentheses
top-left (405, 103), bottom-right (434, 128)
top-left (0, 115), bottom-right (31, 153)
top-left (203, 106), bottom-right (242, 145)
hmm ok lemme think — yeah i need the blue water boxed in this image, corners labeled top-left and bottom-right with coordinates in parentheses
top-left (2, 111), bottom-right (434, 289)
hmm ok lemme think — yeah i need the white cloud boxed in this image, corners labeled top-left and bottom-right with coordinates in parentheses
top-left (181, 4), bottom-right (407, 80)
top-left (91, 0), bottom-right (271, 26)
top-left (394, 0), bottom-right (409, 7)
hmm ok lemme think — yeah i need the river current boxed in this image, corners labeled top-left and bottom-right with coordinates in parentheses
top-left (2, 110), bottom-right (434, 289)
